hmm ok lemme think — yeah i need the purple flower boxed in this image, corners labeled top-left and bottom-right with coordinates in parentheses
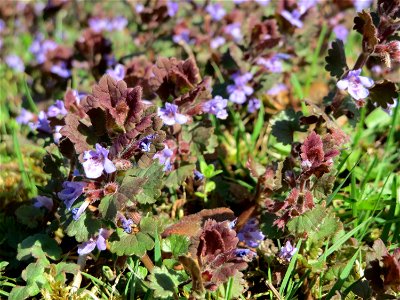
top-left (5, 54), bottom-right (25, 72)
top-left (72, 200), bottom-right (90, 220)
top-left (227, 72), bottom-right (253, 104)
top-left (139, 134), bottom-right (156, 152)
top-left (257, 53), bottom-right (291, 73)
top-left (53, 125), bottom-right (63, 144)
top-left (224, 23), bottom-right (242, 43)
top-left (281, 9), bottom-right (303, 28)
top-left (47, 100), bottom-right (67, 118)
top-left (58, 181), bottom-right (87, 210)
top-left (237, 218), bottom-right (265, 248)
top-left (194, 169), bottom-right (204, 181)
top-left (106, 64), bottom-right (125, 81)
top-left (235, 248), bottom-right (257, 261)
top-left (206, 4), bottom-right (226, 21)
top-left (203, 96), bottom-right (228, 119)
top-left (353, 0), bottom-right (373, 11)
top-left (210, 36), bottom-right (226, 49)
top-left (0, 19), bottom-right (5, 32)
top-left (173, 30), bottom-right (191, 44)
top-left (30, 111), bottom-right (52, 133)
top-left (158, 103), bottom-right (188, 126)
top-left (16, 108), bottom-right (34, 125)
top-left (82, 144), bottom-right (116, 179)
top-left (167, 1), bottom-right (179, 17)
top-left (50, 63), bottom-right (71, 78)
top-left (77, 228), bottom-right (112, 255)
top-left (337, 69), bottom-right (374, 100)
top-left (279, 241), bottom-right (297, 262)
top-left (135, 3), bottom-right (144, 13)
top-left (33, 196), bottom-right (53, 211)
top-left (29, 36), bottom-right (57, 64)
top-left (153, 145), bottom-right (173, 171)
top-left (247, 98), bottom-right (261, 113)
top-left (110, 16), bottom-right (128, 31)
top-left (333, 24), bottom-right (349, 42)
top-left (267, 83), bottom-right (288, 96)
top-left (118, 214), bottom-right (133, 233)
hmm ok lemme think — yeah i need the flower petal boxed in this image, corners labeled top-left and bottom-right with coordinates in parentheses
top-left (336, 79), bottom-right (349, 90)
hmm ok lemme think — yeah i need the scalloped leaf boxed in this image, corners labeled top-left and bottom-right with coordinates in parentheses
top-left (17, 234), bottom-right (61, 261)
top-left (162, 234), bottom-right (190, 258)
top-left (369, 80), bottom-right (398, 109)
top-left (287, 204), bottom-right (327, 235)
top-left (109, 216), bottom-right (158, 257)
top-left (98, 195), bottom-right (121, 220)
top-left (325, 39), bottom-right (348, 79)
top-left (148, 265), bottom-right (183, 299)
top-left (165, 164), bottom-right (196, 189)
top-left (63, 210), bottom-right (101, 242)
top-left (353, 10), bottom-right (379, 52)
top-left (121, 164), bottom-right (164, 204)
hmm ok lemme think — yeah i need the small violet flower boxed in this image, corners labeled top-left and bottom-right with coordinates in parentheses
top-left (333, 24), bottom-right (349, 42)
top-left (47, 100), bottom-right (67, 118)
top-left (57, 181), bottom-right (87, 210)
top-left (153, 145), bottom-right (174, 171)
top-left (257, 53), bottom-right (291, 73)
top-left (203, 96), bottom-right (228, 119)
top-left (235, 248), bottom-right (257, 261)
top-left (353, 0), bottom-right (373, 11)
top-left (210, 36), bottom-right (226, 49)
top-left (118, 214), bottom-right (134, 233)
top-left (224, 23), bottom-right (242, 43)
top-left (33, 196), bottom-right (53, 211)
top-left (173, 29), bottom-right (191, 44)
top-left (206, 4), bottom-right (226, 21)
top-left (50, 63), bottom-right (71, 78)
top-left (53, 125), bottom-right (63, 144)
top-left (337, 69), bottom-right (374, 101)
top-left (89, 16), bottom-right (127, 32)
top-left (279, 241), bottom-right (297, 262)
top-left (5, 54), bottom-right (25, 72)
top-left (237, 218), bottom-right (265, 248)
top-left (167, 1), bottom-right (179, 17)
top-left (158, 103), bottom-right (188, 126)
top-left (29, 111), bottom-right (52, 134)
top-left (194, 169), bottom-right (204, 181)
top-left (382, 99), bottom-right (398, 116)
top-left (16, 108), bottom-right (34, 125)
top-left (29, 36), bottom-right (57, 64)
top-left (106, 64), bottom-right (125, 81)
top-left (227, 72), bottom-right (253, 104)
top-left (247, 98), bottom-right (261, 113)
top-left (77, 228), bottom-right (112, 255)
top-left (82, 144), bottom-right (116, 179)
top-left (267, 83), bottom-right (288, 96)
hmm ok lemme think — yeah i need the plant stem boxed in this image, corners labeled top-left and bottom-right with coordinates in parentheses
top-left (140, 253), bottom-right (154, 272)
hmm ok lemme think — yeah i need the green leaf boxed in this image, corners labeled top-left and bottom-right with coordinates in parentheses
top-left (148, 265), bottom-right (181, 299)
top-left (17, 234), bottom-right (61, 261)
top-left (98, 195), bottom-right (119, 220)
top-left (162, 235), bottom-right (190, 258)
top-left (9, 286), bottom-right (37, 300)
top-left (109, 216), bottom-right (159, 257)
top-left (287, 205), bottom-right (327, 236)
top-left (271, 109), bottom-right (307, 145)
top-left (325, 39), bottom-right (348, 79)
top-left (165, 164), bottom-right (196, 189)
top-left (121, 164), bottom-right (164, 204)
top-left (63, 210), bottom-right (101, 242)
top-left (15, 205), bottom-right (45, 229)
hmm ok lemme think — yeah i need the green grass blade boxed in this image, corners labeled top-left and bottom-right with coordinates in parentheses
top-left (250, 100), bottom-right (265, 147)
top-left (22, 78), bottom-right (38, 114)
